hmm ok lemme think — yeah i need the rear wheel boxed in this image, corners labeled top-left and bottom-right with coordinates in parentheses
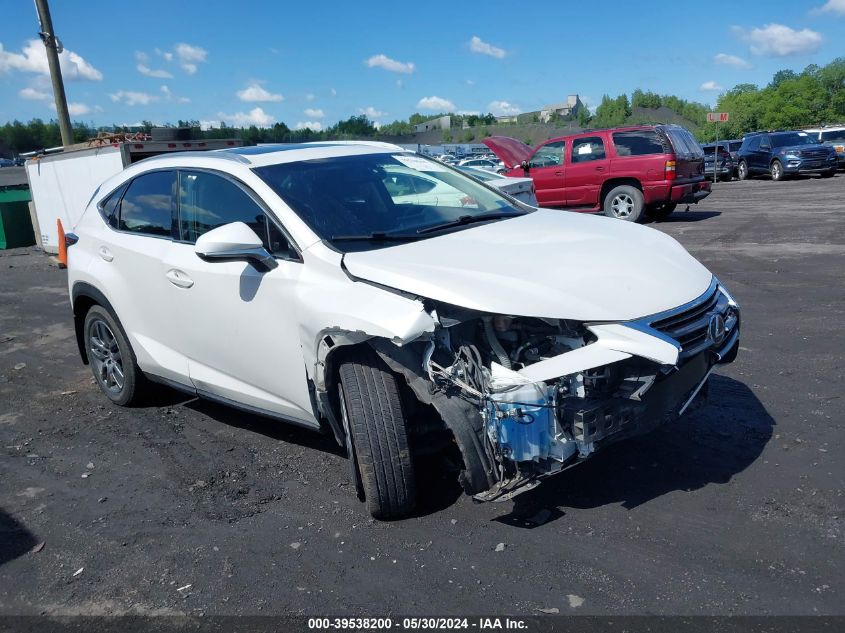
top-left (84, 305), bottom-right (146, 406)
top-left (737, 161), bottom-right (750, 180)
top-left (603, 185), bottom-right (644, 222)
top-left (645, 202), bottom-right (677, 220)
top-left (770, 160), bottom-right (784, 181)
top-left (339, 349), bottom-right (415, 519)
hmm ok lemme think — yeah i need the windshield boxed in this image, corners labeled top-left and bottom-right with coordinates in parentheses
top-left (253, 152), bottom-right (529, 251)
top-left (771, 132), bottom-right (818, 147)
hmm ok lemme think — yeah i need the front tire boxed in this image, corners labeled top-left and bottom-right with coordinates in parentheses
top-left (821, 168), bottom-right (836, 178)
top-left (645, 202), bottom-right (677, 220)
top-left (770, 160), bottom-right (784, 181)
top-left (603, 185), bottom-right (644, 222)
top-left (84, 305), bottom-right (146, 406)
top-left (737, 161), bottom-right (750, 180)
top-left (339, 350), bottom-right (415, 519)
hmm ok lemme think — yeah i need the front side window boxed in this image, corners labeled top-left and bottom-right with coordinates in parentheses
top-left (119, 171), bottom-right (176, 237)
top-left (820, 130), bottom-right (845, 142)
top-left (745, 136), bottom-right (761, 151)
top-left (529, 141), bottom-right (565, 168)
top-left (253, 153), bottom-right (529, 252)
top-left (178, 170), bottom-right (294, 257)
top-left (571, 136), bottom-right (606, 163)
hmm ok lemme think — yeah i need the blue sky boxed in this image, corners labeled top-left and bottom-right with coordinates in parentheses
top-left (1, 0), bottom-right (844, 130)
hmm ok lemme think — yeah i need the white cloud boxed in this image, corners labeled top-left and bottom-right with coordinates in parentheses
top-left (295, 121), bottom-right (323, 131)
top-left (330, 88), bottom-right (337, 97)
top-left (465, 79), bottom-right (475, 86)
top-left (813, 0), bottom-right (845, 15)
top-left (67, 102), bottom-right (91, 116)
top-left (135, 50), bottom-right (172, 78)
top-left (396, 79), bottom-right (403, 89)
top-left (699, 80), bottom-right (724, 91)
top-left (19, 86), bottom-right (50, 100)
top-left (735, 24), bottom-right (823, 56)
top-left (488, 100), bottom-right (520, 116)
top-left (218, 106), bottom-right (274, 127)
top-left (469, 36), bottom-right (506, 59)
top-left (714, 53), bottom-right (752, 69)
top-left (109, 90), bottom-right (158, 106)
top-left (359, 106), bottom-right (385, 118)
top-left (305, 93), bottom-right (316, 102)
top-left (236, 82), bottom-right (283, 102)
top-left (304, 108), bottom-right (324, 118)
top-left (416, 96), bottom-right (455, 111)
top-left (160, 84), bottom-right (190, 103)
top-left (174, 43), bottom-right (208, 74)
top-left (0, 39), bottom-right (102, 80)
top-left (155, 48), bottom-right (174, 62)
top-left (365, 54), bottom-right (415, 74)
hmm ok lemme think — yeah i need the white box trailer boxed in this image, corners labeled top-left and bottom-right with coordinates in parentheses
top-left (25, 138), bottom-right (243, 253)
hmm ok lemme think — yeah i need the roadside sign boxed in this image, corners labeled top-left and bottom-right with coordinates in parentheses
top-left (707, 112), bottom-right (730, 123)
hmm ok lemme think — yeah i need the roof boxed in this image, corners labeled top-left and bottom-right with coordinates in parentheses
top-left (139, 141), bottom-right (410, 168)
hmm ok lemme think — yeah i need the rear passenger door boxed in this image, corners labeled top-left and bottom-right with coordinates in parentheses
top-left (564, 134), bottom-right (609, 207)
top-left (525, 141), bottom-right (566, 206)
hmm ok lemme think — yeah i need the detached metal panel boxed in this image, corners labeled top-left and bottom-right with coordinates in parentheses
top-left (25, 145), bottom-right (127, 253)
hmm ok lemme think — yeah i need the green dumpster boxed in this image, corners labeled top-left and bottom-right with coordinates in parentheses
top-left (0, 187), bottom-right (35, 250)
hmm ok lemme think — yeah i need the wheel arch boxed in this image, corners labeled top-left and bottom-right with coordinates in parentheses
top-left (71, 282), bottom-right (120, 365)
top-left (600, 177), bottom-right (643, 204)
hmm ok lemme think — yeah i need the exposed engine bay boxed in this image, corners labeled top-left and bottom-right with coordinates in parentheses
top-left (410, 300), bottom-right (733, 502)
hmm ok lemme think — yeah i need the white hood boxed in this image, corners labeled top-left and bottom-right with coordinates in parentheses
top-left (342, 209), bottom-right (713, 322)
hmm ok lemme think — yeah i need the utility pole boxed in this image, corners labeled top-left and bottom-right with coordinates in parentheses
top-left (33, 0), bottom-right (73, 147)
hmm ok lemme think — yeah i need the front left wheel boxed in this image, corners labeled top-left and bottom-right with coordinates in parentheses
top-left (339, 350), bottom-right (416, 519)
top-left (84, 305), bottom-right (146, 406)
top-left (770, 160), bottom-right (785, 181)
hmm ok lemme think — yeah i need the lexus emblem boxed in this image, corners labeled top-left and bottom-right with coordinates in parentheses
top-left (708, 314), bottom-right (727, 345)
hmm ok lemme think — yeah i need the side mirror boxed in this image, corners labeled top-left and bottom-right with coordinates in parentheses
top-left (194, 221), bottom-right (278, 270)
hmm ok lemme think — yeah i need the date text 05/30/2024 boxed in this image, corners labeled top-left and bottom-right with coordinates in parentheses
top-left (307, 617), bottom-right (529, 630)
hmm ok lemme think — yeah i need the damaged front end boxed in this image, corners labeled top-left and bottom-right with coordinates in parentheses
top-left (369, 277), bottom-right (740, 502)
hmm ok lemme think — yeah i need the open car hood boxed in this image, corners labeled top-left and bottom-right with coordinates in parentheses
top-left (342, 210), bottom-right (714, 322)
top-left (482, 136), bottom-right (534, 169)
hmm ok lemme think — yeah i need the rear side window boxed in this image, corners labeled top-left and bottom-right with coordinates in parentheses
top-left (612, 130), bottom-right (666, 156)
top-left (821, 130), bottom-right (845, 142)
top-left (571, 136), bottom-right (606, 163)
top-left (729, 141), bottom-right (742, 152)
top-left (119, 171), bottom-right (176, 237)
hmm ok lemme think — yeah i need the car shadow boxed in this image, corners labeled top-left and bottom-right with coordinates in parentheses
top-left (185, 397), bottom-right (345, 456)
top-left (0, 509), bottom-right (39, 567)
top-left (493, 374), bottom-right (773, 528)
top-left (646, 209), bottom-right (722, 224)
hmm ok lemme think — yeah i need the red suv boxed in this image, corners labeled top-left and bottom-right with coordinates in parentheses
top-left (484, 124), bottom-right (710, 222)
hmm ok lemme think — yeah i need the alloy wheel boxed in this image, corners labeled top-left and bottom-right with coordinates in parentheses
top-left (88, 319), bottom-right (125, 394)
top-left (610, 193), bottom-right (634, 219)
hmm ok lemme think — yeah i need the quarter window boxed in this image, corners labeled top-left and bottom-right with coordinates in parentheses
top-left (100, 182), bottom-right (128, 229)
top-left (178, 170), bottom-right (294, 258)
top-left (119, 171), bottom-right (176, 237)
top-left (571, 136), bottom-right (606, 163)
top-left (612, 130), bottom-right (666, 156)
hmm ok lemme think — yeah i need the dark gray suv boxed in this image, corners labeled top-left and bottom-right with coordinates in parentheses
top-left (736, 131), bottom-right (837, 181)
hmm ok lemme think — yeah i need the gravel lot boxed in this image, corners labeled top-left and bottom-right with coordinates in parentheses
top-left (1, 174), bottom-right (843, 616)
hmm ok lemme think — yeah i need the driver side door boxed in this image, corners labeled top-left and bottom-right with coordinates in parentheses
top-left (160, 169), bottom-right (317, 427)
top-left (526, 140), bottom-right (566, 207)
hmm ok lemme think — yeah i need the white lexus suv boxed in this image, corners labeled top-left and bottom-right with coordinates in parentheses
top-left (66, 141), bottom-right (740, 519)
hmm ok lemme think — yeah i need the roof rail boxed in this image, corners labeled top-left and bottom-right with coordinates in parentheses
top-left (304, 140), bottom-right (407, 151)
top-left (133, 149), bottom-right (252, 165)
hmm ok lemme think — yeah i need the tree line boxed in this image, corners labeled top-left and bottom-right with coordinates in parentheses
top-left (2, 58), bottom-right (843, 154)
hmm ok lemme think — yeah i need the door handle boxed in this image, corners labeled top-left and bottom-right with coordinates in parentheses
top-left (554, 170), bottom-right (565, 176)
top-left (165, 269), bottom-right (194, 289)
top-left (98, 246), bottom-right (113, 262)
top-left (595, 166), bottom-right (605, 171)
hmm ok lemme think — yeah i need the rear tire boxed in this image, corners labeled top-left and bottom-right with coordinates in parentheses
top-left (84, 305), bottom-right (147, 406)
top-left (645, 202), bottom-right (677, 220)
top-left (339, 349), bottom-right (415, 519)
top-left (737, 161), bottom-right (750, 180)
top-left (603, 185), bottom-right (644, 222)
top-left (770, 160), bottom-right (784, 181)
